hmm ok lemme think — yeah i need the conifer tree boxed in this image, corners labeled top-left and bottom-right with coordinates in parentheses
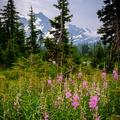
top-left (27, 6), bottom-right (40, 65)
top-left (27, 6), bottom-right (39, 54)
top-left (45, 0), bottom-right (73, 65)
top-left (97, 0), bottom-right (120, 51)
top-left (0, 0), bottom-right (26, 66)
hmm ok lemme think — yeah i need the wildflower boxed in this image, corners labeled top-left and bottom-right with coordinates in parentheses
top-left (91, 82), bottom-right (96, 89)
top-left (96, 117), bottom-right (100, 120)
top-left (38, 92), bottom-right (41, 96)
top-left (89, 96), bottom-right (100, 111)
top-left (57, 97), bottom-right (62, 100)
top-left (55, 102), bottom-right (61, 106)
top-left (17, 93), bottom-right (21, 96)
top-left (78, 72), bottom-right (82, 79)
top-left (78, 90), bottom-right (82, 92)
top-left (48, 80), bottom-right (52, 85)
top-left (82, 81), bottom-right (88, 89)
top-left (66, 92), bottom-right (72, 98)
top-left (66, 106), bottom-right (68, 109)
top-left (84, 93), bottom-right (89, 97)
top-left (70, 98), bottom-right (74, 101)
top-left (102, 72), bottom-right (106, 79)
top-left (68, 78), bottom-right (72, 81)
top-left (57, 76), bottom-right (63, 82)
top-left (113, 70), bottom-right (118, 82)
top-left (71, 102), bottom-right (80, 109)
top-left (13, 103), bottom-right (17, 106)
top-left (96, 87), bottom-right (100, 91)
top-left (26, 89), bottom-right (31, 93)
top-left (64, 82), bottom-right (68, 85)
top-left (73, 94), bottom-right (80, 100)
top-left (44, 113), bottom-right (49, 120)
top-left (103, 82), bottom-right (108, 90)
top-left (38, 106), bottom-right (42, 108)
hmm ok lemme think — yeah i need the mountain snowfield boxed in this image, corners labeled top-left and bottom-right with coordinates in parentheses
top-left (19, 12), bottom-right (101, 45)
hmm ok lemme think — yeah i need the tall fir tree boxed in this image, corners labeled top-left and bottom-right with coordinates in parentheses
top-left (45, 0), bottom-right (73, 65)
top-left (27, 6), bottom-right (39, 55)
top-left (0, 0), bottom-right (26, 66)
top-left (27, 6), bottom-right (40, 65)
top-left (97, 0), bottom-right (120, 51)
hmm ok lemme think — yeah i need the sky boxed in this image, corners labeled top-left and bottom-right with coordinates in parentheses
top-left (0, 0), bottom-right (104, 32)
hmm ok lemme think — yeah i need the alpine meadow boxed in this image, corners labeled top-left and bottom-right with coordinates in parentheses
top-left (0, 0), bottom-right (120, 120)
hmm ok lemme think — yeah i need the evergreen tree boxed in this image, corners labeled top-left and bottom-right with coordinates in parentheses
top-left (97, 0), bottom-right (120, 51)
top-left (38, 30), bottom-right (44, 49)
top-left (0, 0), bottom-right (26, 66)
top-left (27, 6), bottom-right (39, 55)
top-left (45, 0), bottom-right (73, 65)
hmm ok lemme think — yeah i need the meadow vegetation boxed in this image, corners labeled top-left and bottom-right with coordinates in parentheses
top-left (0, 56), bottom-right (120, 120)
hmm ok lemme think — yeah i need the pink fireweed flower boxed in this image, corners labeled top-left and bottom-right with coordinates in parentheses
top-left (13, 102), bottom-right (17, 106)
top-left (57, 76), bottom-right (63, 82)
top-left (48, 80), bottom-right (52, 85)
top-left (73, 94), bottom-right (80, 100)
top-left (70, 98), bottom-right (74, 101)
top-left (96, 87), bottom-right (100, 91)
top-left (89, 96), bottom-right (100, 111)
top-left (26, 89), bottom-right (31, 93)
top-left (84, 93), bottom-right (89, 97)
top-left (68, 78), bottom-right (73, 81)
top-left (66, 106), bottom-right (68, 109)
top-left (96, 117), bottom-right (100, 120)
top-left (103, 82), bottom-right (108, 90)
top-left (64, 82), bottom-right (68, 85)
top-left (78, 90), bottom-right (82, 92)
top-left (82, 81), bottom-right (88, 89)
top-left (102, 72), bottom-right (106, 79)
top-left (78, 72), bottom-right (82, 79)
top-left (44, 113), bottom-right (49, 119)
top-left (17, 93), bottom-right (21, 96)
top-left (71, 102), bottom-right (80, 109)
top-left (113, 70), bottom-right (118, 82)
top-left (66, 92), bottom-right (72, 98)
top-left (57, 97), bottom-right (62, 100)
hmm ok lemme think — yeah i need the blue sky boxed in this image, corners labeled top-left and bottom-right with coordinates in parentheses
top-left (0, 0), bottom-right (104, 31)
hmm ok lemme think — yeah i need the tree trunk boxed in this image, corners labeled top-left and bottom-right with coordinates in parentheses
top-left (115, 15), bottom-right (120, 51)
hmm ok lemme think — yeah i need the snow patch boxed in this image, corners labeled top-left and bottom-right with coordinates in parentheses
top-left (84, 31), bottom-right (101, 37)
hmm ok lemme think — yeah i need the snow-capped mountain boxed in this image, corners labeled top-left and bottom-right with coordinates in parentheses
top-left (19, 12), bottom-right (100, 45)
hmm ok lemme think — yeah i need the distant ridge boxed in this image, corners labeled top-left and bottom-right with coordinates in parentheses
top-left (19, 12), bottom-right (100, 45)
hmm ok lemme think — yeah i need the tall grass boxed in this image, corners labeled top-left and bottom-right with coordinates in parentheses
top-left (0, 63), bottom-right (120, 120)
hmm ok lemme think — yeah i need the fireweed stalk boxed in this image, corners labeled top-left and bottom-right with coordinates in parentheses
top-left (78, 72), bottom-right (82, 79)
top-left (113, 70), bottom-right (118, 82)
top-left (89, 95), bottom-right (100, 119)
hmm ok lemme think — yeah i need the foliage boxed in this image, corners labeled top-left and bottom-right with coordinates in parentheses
top-left (0, 0), bottom-right (26, 67)
top-left (45, 0), bottom-right (73, 65)
top-left (97, 0), bottom-right (120, 51)
top-left (0, 64), bottom-right (120, 120)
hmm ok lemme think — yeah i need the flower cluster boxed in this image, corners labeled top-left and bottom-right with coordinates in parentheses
top-left (113, 70), bottom-right (118, 82)
top-left (82, 81), bottom-right (88, 89)
top-left (103, 82), bottom-right (108, 90)
top-left (71, 102), bottom-right (80, 109)
top-left (57, 76), bottom-right (63, 83)
top-left (89, 96), bottom-right (100, 111)
top-left (78, 72), bottom-right (82, 79)
top-left (102, 72), bottom-right (106, 79)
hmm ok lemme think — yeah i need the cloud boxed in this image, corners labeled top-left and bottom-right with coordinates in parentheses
top-left (0, 0), bottom-right (104, 31)
top-left (84, 31), bottom-right (101, 38)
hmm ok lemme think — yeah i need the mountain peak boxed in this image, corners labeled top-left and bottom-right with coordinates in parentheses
top-left (19, 12), bottom-right (100, 45)
top-left (35, 12), bottom-right (49, 20)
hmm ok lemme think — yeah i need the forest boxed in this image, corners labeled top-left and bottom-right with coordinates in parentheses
top-left (0, 0), bottom-right (120, 120)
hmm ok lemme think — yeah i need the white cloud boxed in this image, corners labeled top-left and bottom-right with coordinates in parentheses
top-left (0, 0), bottom-right (104, 31)
top-left (84, 31), bottom-right (101, 37)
